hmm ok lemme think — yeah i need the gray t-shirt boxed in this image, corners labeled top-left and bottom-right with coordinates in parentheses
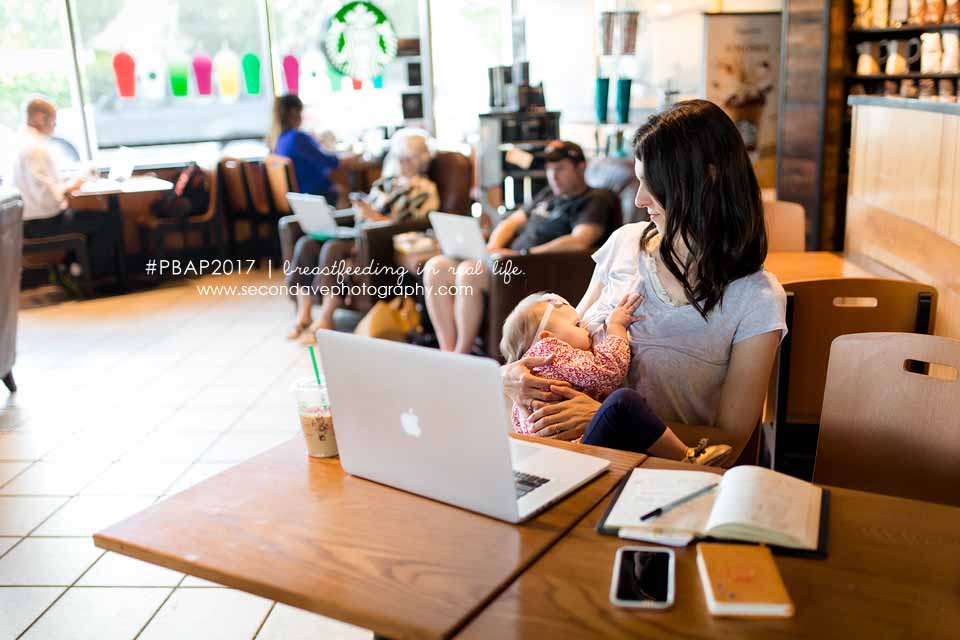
top-left (580, 223), bottom-right (787, 426)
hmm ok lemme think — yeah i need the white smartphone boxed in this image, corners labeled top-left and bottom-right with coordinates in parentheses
top-left (609, 546), bottom-right (675, 609)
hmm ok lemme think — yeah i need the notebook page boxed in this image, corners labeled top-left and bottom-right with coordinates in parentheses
top-left (604, 469), bottom-right (719, 531)
top-left (704, 466), bottom-right (821, 549)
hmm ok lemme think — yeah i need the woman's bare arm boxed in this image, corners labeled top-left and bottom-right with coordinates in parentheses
top-left (667, 330), bottom-right (780, 461)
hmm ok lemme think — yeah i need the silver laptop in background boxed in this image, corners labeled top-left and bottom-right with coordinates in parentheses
top-left (287, 192), bottom-right (357, 239)
top-left (314, 330), bottom-right (610, 523)
top-left (429, 212), bottom-right (488, 262)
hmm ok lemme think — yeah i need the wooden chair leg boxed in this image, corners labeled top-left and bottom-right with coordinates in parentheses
top-left (2, 371), bottom-right (15, 393)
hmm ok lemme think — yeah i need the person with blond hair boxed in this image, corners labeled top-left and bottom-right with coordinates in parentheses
top-left (284, 130), bottom-right (440, 341)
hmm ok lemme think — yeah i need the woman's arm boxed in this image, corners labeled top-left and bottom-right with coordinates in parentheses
top-left (667, 330), bottom-right (780, 460)
top-left (293, 132), bottom-right (339, 170)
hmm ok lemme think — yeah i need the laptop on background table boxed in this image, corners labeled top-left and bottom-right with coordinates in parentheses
top-left (288, 192), bottom-right (357, 240)
top-left (315, 330), bottom-right (610, 523)
top-left (429, 211), bottom-right (489, 262)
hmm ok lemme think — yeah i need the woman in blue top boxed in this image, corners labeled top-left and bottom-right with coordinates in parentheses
top-left (269, 94), bottom-right (339, 205)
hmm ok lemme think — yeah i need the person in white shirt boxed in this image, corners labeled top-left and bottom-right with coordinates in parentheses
top-left (13, 98), bottom-right (122, 280)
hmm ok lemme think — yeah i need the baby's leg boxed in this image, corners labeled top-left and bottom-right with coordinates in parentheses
top-left (581, 388), bottom-right (687, 459)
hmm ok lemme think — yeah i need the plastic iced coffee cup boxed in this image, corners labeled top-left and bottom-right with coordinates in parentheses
top-left (292, 377), bottom-right (337, 458)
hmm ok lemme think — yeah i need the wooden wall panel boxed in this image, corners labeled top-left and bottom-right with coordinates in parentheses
top-left (777, 0), bottom-right (846, 250)
top-left (846, 103), bottom-right (960, 340)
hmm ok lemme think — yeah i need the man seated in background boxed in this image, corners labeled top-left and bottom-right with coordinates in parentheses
top-left (424, 140), bottom-right (618, 354)
top-left (12, 98), bottom-right (123, 288)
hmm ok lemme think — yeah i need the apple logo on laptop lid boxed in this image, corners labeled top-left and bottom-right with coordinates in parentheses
top-left (401, 408), bottom-right (422, 438)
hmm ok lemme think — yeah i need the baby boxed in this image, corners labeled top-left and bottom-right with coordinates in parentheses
top-left (500, 292), bottom-right (730, 466)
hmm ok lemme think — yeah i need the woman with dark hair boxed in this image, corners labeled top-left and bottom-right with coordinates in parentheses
top-left (501, 100), bottom-right (786, 462)
top-left (269, 94), bottom-right (339, 205)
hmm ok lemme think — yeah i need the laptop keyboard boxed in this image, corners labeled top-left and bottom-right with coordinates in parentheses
top-left (514, 470), bottom-right (550, 499)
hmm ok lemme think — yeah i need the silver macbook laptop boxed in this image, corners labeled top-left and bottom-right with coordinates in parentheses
top-left (315, 330), bottom-right (610, 523)
top-left (287, 192), bottom-right (356, 239)
top-left (429, 212), bottom-right (488, 262)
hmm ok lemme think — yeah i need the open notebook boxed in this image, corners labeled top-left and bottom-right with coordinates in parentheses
top-left (597, 466), bottom-right (828, 555)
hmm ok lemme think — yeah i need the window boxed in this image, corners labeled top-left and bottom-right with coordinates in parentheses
top-left (0, 0), bottom-right (86, 172)
top-left (429, 0), bottom-right (510, 143)
top-left (69, 0), bottom-right (273, 153)
top-left (268, 0), bottom-right (423, 142)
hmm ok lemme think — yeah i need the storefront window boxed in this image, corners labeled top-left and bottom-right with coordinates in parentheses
top-left (69, 0), bottom-right (273, 155)
top-left (268, 0), bottom-right (422, 145)
top-left (429, 0), bottom-right (510, 143)
top-left (0, 0), bottom-right (86, 174)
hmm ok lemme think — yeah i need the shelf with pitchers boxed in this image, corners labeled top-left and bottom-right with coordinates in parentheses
top-left (848, 23), bottom-right (960, 40)
top-left (846, 72), bottom-right (960, 80)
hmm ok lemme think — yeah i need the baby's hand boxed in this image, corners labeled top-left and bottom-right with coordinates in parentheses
top-left (608, 292), bottom-right (644, 331)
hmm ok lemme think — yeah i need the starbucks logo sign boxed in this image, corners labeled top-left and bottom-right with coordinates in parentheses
top-left (324, 1), bottom-right (398, 80)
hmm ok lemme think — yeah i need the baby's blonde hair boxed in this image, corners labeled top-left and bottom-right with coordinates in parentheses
top-left (500, 292), bottom-right (555, 363)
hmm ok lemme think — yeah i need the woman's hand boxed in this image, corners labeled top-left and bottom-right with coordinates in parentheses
top-left (529, 386), bottom-right (600, 441)
top-left (501, 355), bottom-right (570, 405)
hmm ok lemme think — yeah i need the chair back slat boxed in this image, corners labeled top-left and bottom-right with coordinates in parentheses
top-left (242, 161), bottom-right (272, 216)
top-left (763, 199), bottom-right (805, 252)
top-left (782, 278), bottom-right (938, 424)
top-left (264, 154), bottom-right (298, 215)
top-left (816, 332), bottom-right (960, 506)
top-left (218, 157), bottom-right (250, 215)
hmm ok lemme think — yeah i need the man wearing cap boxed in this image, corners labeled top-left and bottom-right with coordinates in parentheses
top-left (424, 140), bottom-right (617, 354)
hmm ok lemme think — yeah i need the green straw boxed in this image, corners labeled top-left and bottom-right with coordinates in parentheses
top-left (308, 345), bottom-right (322, 386)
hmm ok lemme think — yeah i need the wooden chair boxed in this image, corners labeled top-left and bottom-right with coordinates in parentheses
top-left (219, 157), bottom-right (278, 261)
top-left (763, 199), bottom-right (805, 251)
top-left (264, 154), bottom-right (299, 216)
top-left (22, 234), bottom-right (94, 297)
top-left (763, 278), bottom-right (938, 479)
top-left (219, 157), bottom-right (256, 259)
top-left (815, 332), bottom-right (960, 506)
top-left (138, 167), bottom-right (222, 276)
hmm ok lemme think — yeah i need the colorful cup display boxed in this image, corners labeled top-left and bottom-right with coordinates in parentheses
top-left (282, 55), bottom-right (299, 94)
top-left (192, 53), bottom-right (213, 95)
top-left (595, 76), bottom-right (610, 123)
top-left (139, 55), bottom-right (166, 101)
top-left (214, 48), bottom-right (240, 99)
top-left (242, 52), bottom-right (261, 94)
top-left (113, 52), bottom-right (136, 99)
top-left (616, 77), bottom-right (632, 124)
top-left (169, 60), bottom-right (190, 97)
top-left (327, 66), bottom-right (343, 91)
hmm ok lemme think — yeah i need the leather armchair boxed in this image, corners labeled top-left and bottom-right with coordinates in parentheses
top-left (277, 150), bottom-right (473, 313)
top-left (483, 156), bottom-right (641, 361)
top-left (1, 188), bottom-right (23, 392)
top-left (585, 156), bottom-right (644, 225)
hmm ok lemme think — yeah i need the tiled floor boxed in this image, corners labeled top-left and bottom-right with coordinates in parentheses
top-left (1, 273), bottom-right (370, 639)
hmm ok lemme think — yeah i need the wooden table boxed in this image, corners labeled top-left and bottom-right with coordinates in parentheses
top-left (95, 436), bottom-right (647, 639)
top-left (456, 485), bottom-right (960, 640)
top-left (68, 176), bottom-right (175, 266)
top-left (764, 251), bottom-right (906, 284)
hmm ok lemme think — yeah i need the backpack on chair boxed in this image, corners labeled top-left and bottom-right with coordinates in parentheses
top-left (151, 163), bottom-right (210, 219)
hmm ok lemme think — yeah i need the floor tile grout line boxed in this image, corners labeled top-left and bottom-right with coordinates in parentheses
top-left (11, 585), bottom-right (68, 640)
top-left (131, 574), bottom-right (189, 640)
top-left (251, 601), bottom-right (278, 640)
top-left (13, 544), bottom-right (107, 639)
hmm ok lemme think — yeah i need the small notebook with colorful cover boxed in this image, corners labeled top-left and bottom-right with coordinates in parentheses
top-left (696, 543), bottom-right (795, 618)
